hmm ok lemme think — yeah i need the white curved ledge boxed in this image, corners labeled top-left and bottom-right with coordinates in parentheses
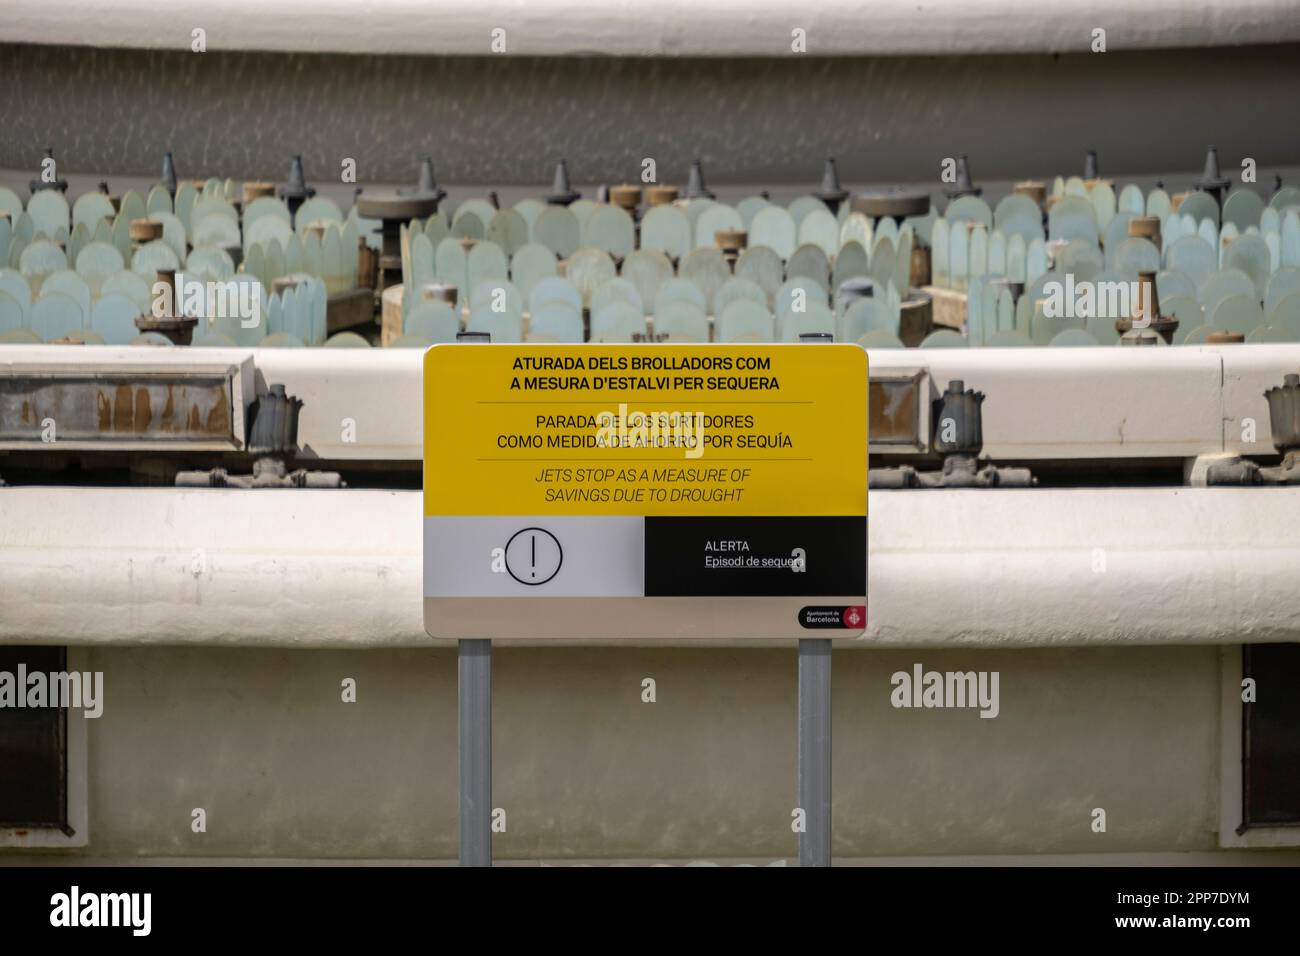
top-left (1, 486), bottom-right (1296, 648)
top-left (3, 0), bottom-right (1298, 57)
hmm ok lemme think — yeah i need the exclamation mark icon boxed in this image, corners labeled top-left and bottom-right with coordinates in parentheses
top-left (531, 533), bottom-right (536, 578)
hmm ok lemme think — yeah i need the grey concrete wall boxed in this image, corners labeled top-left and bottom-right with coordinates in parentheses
top-left (1, 43), bottom-right (1298, 188)
top-left (5, 644), bottom-right (1231, 861)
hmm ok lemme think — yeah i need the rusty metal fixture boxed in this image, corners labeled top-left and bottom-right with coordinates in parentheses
top-left (421, 282), bottom-right (458, 309)
top-left (277, 155), bottom-right (316, 223)
top-left (851, 186), bottom-right (930, 221)
top-left (1264, 373), bottom-right (1300, 453)
top-left (459, 237), bottom-right (478, 254)
top-left (547, 160), bottom-right (581, 206)
top-left (356, 160), bottom-right (446, 291)
top-left (1115, 271), bottom-right (1177, 343)
top-left (714, 228), bottom-right (746, 265)
top-left (1127, 216), bottom-right (1162, 248)
top-left (869, 379), bottom-right (1034, 489)
top-left (407, 157), bottom-right (447, 206)
top-left (1206, 330), bottom-right (1245, 344)
top-left (684, 159), bottom-right (715, 200)
top-left (610, 184), bottom-right (641, 212)
top-left (355, 177), bottom-right (445, 221)
top-left (325, 288), bottom-right (375, 335)
top-left (242, 181), bottom-right (276, 205)
top-left (1084, 149), bottom-right (1100, 182)
top-left (933, 379), bottom-right (983, 458)
top-left (175, 456), bottom-right (345, 489)
top-left (159, 150), bottom-right (178, 198)
top-left (1210, 374), bottom-right (1300, 485)
top-left (944, 154), bottom-right (981, 200)
top-left (1119, 328), bottom-right (1162, 345)
top-left (1204, 456), bottom-right (1261, 485)
top-left (29, 147), bottom-right (68, 194)
top-left (134, 268), bottom-right (196, 343)
top-left (1170, 192), bottom-right (1189, 212)
top-left (1013, 181), bottom-right (1047, 206)
top-left (129, 218), bottom-right (164, 244)
top-left (1194, 145), bottom-right (1232, 207)
top-left (898, 292), bottom-right (934, 347)
top-left (909, 244), bottom-right (932, 289)
top-left (245, 384), bottom-right (303, 457)
top-left (0, 369), bottom-right (243, 446)
top-left (1137, 269), bottom-right (1162, 321)
top-left (304, 222), bottom-right (328, 243)
top-left (356, 238), bottom-right (378, 291)
top-left (1260, 373), bottom-right (1300, 484)
top-left (814, 158), bottom-right (850, 214)
top-left (154, 268), bottom-right (178, 312)
top-left (646, 185), bottom-right (678, 206)
top-left (134, 312), bottom-right (196, 345)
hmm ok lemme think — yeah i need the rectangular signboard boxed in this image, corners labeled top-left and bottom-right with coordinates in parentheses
top-left (423, 343), bottom-right (867, 640)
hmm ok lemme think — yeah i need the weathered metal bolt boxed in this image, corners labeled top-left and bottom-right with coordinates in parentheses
top-left (547, 160), bottom-right (581, 206)
top-left (814, 157), bottom-right (849, 213)
top-left (30, 147), bottom-right (69, 194)
top-left (1084, 149), bottom-right (1100, 181)
top-left (684, 159), bottom-right (715, 200)
top-left (945, 154), bottom-right (981, 199)
top-left (933, 379), bottom-right (984, 457)
top-left (1264, 373), bottom-right (1300, 453)
top-left (278, 155), bottom-right (316, 224)
top-left (160, 151), bottom-right (178, 198)
top-left (1194, 145), bottom-right (1232, 207)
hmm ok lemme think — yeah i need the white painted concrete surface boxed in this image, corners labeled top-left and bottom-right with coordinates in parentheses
top-left (4, 1), bottom-right (1297, 56)
top-left (2, 486), bottom-right (1297, 648)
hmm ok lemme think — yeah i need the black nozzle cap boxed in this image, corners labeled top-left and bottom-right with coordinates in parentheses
top-left (684, 159), bottom-right (715, 200)
top-left (547, 159), bottom-right (581, 205)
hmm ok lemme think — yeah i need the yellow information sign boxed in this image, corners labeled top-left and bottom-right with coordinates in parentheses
top-left (423, 343), bottom-right (867, 641)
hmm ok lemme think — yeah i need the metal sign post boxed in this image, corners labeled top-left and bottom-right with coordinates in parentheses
top-left (458, 638), bottom-right (492, 867)
top-left (456, 330), bottom-right (493, 867)
top-left (798, 638), bottom-right (832, 866)
top-left (798, 331), bottom-right (834, 867)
